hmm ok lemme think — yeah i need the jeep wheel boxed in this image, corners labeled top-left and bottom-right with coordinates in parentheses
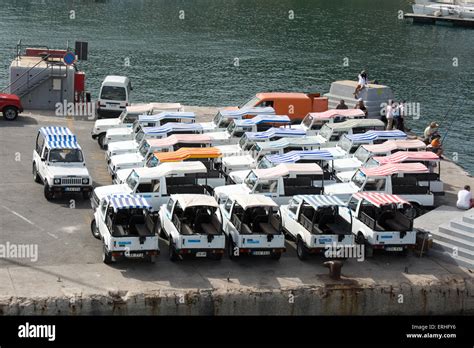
top-left (97, 133), bottom-right (106, 149)
top-left (102, 245), bottom-right (113, 264)
top-left (169, 242), bottom-right (179, 262)
top-left (228, 237), bottom-right (237, 260)
top-left (3, 106), bottom-right (18, 121)
top-left (296, 238), bottom-right (308, 261)
top-left (90, 219), bottom-right (101, 240)
top-left (270, 251), bottom-right (282, 261)
top-left (156, 220), bottom-right (166, 239)
top-left (44, 184), bottom-right (54, 201)
top-left (32, 163), bottom-right (41, 183)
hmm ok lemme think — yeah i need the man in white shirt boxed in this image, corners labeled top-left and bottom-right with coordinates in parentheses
top-left (457, 185), bottom-right (474, 210)
top-left (354, 70), bottom-right (368, 98)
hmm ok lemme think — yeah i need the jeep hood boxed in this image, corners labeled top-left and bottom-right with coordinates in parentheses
top-left (110, 153), bottom-right (144, 167)
top-left (323, 182), bottom-right (359, 196)
top-left (331, 158), bottom-right (362, 172)
top-left (107, 140), bottom-right (139, 153)
top-left (228, 170), bottom-right (252, 184)
top-left (214, 184), bottom-right (250, 201)
top-left (94, 184), bottom-right (131, 201)
top-left (46, 166), bottom-right (90, 178)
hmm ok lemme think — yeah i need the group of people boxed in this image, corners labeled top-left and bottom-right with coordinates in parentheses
top-left (423, 121), bottom-right (443, 158)
top-left (384, 99), bottom-right (408, 132)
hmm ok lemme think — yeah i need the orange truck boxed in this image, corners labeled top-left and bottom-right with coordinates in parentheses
top-left (232, 92), bottom-right (328, 123)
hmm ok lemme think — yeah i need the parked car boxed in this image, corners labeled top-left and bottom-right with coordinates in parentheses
top-left (281, 195), bottom-right (354, 260)
top-left (340, 192), bottom-right (418, 257)
top-left (291, 109), bottom-right (366, 133)
top-left (204, 107), bottom-right (275, 131)
top-left (314, 119), bottom-right (385, 147)
top-left (91, 194), bottom-right (159, 263)
top-left (220, 194), bottom-right (285, 260)
top-left (32, 127), bottom-right (92, 200)
top-left (0, 93), bottom-right (23, 121)
top-left (97, 76), bottom-right (132, 119)
top-left (157, 194), bottom-right (225, 261)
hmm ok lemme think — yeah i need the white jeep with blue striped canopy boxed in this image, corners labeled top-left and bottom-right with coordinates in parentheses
top-left (91, 194), bottom-right (159, 264)
top-left (32, 127), bottom-right (92, 201)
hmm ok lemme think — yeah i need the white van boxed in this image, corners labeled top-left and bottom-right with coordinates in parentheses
top-left (97, 76), bottom-right (132, 119)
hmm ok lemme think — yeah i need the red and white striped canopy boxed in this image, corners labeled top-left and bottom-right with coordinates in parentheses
top-left (373, 151), bottom-right (439, 165)
top-left (361, 162), bottom-right (429, 177)
top-left (362, 139), bottom-right (426, 154)
top-left (354, 192), bottom-right (410, 207)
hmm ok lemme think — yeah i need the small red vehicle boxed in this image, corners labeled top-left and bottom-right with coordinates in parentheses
top-left (0, 93), bottom-right (23, 121)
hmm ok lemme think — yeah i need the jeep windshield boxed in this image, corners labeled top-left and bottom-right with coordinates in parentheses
top-left (302, 114), bottom-right (314, 129)
top-left (244, 171), bottom-right (258, 190)
top-left (338, 137), bottom-right (353, 153)
top-left (126, 170), bottom-right (140, 191)
top-left (49, 149), bottom-right (84, 163)
top-left (354, 146), bottom-right (372, 163)
top-left (100, 86), bottom-right (126, 101)
top-left (257, 157), bottom-right (273, 169)
top-left (139, 141), bottom-right (150, 157)
top-left (146, 154), bottom-right (159, 168)
top-left (135, 129), bottom-right (145, 143)
top-left (351, 170), bottom-right (366, 188)
top-left (213, 112), bottom-right (231, 128)
top-left (239, 135), bottom-right (248, 150)
top-left (319, 124), bottom-right (332, 141)
top-left (238, 96), bottom-right (260, 109)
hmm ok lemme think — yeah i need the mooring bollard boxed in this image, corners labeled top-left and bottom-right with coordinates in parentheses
top-left (323, 260), bottom-right (344, 280)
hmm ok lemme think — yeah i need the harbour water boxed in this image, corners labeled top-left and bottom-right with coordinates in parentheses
top-left (0, 0), bottom-right (473, 172)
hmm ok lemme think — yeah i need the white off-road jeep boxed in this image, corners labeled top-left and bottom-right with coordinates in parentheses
top-left (281, 195), bottom-right (354, 260)
top-left (220, 194), bottom-right (285, 260)
top-left (157, 194), bottom-right (225, 261)
top-left (91, 194), bottom-right (159, 264)
top-left (32, 127), bottom-right (92, 201)
top-left (339, 192), bottom-right (418, 257)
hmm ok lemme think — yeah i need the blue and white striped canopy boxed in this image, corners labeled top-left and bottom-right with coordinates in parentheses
top-left (47, 140), bottom-right (81, 149)
top-left (295, 195), bottom-right (345, 208)
top-left (233, 115), bottom-right (291, 126)
top-left (345, 130), bottom-right (406, 143)
top-left (144, 122), bottom-right (203, 134)
top-left (245, 127), bottom-right (306, 140)
top-left (108, 194), bottom-right (152, 211)
top-left (40, 126), bottom-right (74, 137)
top-left (139, 111), bottom-right (196, 122)
top-left (266, 150), bottom-right (333, 164)
top-left (219, 107), bottom-right (275, 118)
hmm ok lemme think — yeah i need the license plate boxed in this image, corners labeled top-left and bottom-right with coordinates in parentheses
top-left (65, 187), bottom-right (81, 192)
top-left (128, 253), bottom-right (143, 258)
top-left (252, 251), bottom-right (271, 256)
top-left (196, 252), bottom-right (207, 257)
top-left (386, 247), bottom-right (403, 252)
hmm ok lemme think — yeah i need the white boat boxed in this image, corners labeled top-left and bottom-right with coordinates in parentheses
top-left (412, 0), bottom-right (474, 18)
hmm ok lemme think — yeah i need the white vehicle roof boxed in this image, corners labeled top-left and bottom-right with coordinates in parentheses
top-left (360, 162), bottom-right (429, 177)
top-left (131, 162), bottom-right (207, 180)
top-left (254, 163), bottom-right (323, 180)
top-left (39, 127), bottom-right (81, 149)
top-left (218, 107), bottom-right (275, 118)
top-left (102, 75), bottom-right (129, 87)
top-left (293, 195), bottom-right (346, 208)
top-left (144, 123), bottom-right (203, 134)
top-left (233, 115), bottom-right (291, 126)
top-left (107, 194), bottom-right (151, 212)
top-left (245, 127), bottom-right (306, 140)
top-left (362, 139), bottom-right (427, 153)
top-left (139, 111), bottom-right (195, 122)
top-left (255, 136), bottom-right (322, 151)
top-left (147, 134), bottom-right (212, 147)
top-left (325, 119), bottom-right (384, 130)
top-left (265, 150), bottom-right (333, 164)
top-left (226, 193), bottom-right (278, 209)
top-left (306, 109), bottom-right (366, 120)
top-left (172, 194), bottom-right (219, 210)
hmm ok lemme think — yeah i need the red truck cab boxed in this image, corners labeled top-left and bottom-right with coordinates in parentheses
top-left (0, 93), bottom-right (23, 121)
top-left (235, 92), bottom-right (328, 123)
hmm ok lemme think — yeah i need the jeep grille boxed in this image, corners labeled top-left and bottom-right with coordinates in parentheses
top-left (61, 177), bottom-right (83, 185)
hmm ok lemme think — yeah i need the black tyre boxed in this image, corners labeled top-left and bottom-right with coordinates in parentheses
top-left (228, 237), bottom-right (237, 260)
top-left (90, 219), bottom-right (101, 240)
top-left (32, 163), bottom-right (41, 183)
top-left (270, 251), bottom-right (282, 261)
top-left (156, 220), bottom-right (166, 239)
top-left (169, 242), bottom-right (179, 262)
top-left (98, 133), bottom-right (106, 149)
top-left (296, 238), bottom-right (308, 261)
top-left (102, 245), bottom-right (113, 264)
top-left (3, 106), bottom-right (18, 121)
top-left (44, 184), bottom-right (54, 201)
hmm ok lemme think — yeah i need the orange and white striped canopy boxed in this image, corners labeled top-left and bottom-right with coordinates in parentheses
top-left (353, 192), bottom-right (410, 207)
top-left (153, 147), bottom-right (222, 162)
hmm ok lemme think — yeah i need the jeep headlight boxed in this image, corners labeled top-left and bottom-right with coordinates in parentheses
top-left (53, 178), bottom-right (61, 185)
top-left (82, 178), bottom-right (90, 185)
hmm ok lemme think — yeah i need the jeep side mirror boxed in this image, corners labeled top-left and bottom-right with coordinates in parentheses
top-left (41, 157), bottom-right (46, 162)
